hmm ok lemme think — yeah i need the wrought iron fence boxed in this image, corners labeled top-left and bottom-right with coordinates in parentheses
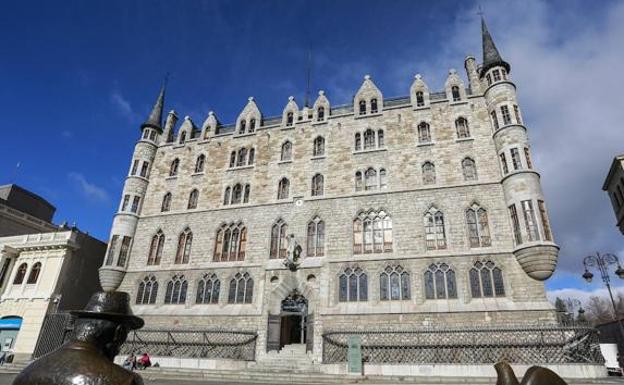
top-left (120, 329), bottom-right (258, 361)
top-left (33, 312), bottom-right (75, 359)
top-left (322, 326), bottom-right (604, 365)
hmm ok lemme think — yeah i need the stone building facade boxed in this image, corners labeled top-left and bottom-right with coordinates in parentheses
top-left (603, 154), bottom-right (624, 235)
top-left (100, 19), bottom-right (560, 361)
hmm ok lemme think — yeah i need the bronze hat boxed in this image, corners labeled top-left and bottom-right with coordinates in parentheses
top-left (71, 291), bottom-right (144, 330)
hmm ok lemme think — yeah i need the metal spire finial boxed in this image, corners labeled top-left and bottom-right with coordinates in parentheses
top-left (304, 49), bottom-right (312, 108)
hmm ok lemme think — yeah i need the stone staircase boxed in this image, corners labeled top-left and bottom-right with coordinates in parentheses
top-left (251, 343), bottom-right (321, 372)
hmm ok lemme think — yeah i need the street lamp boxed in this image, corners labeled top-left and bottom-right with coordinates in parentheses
top-left (582, 252), bottom-right (624, 335)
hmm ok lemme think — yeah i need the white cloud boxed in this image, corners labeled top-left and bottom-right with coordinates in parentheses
top-left (68, 172), bottom-right (110, 203)
top-left (547, 286), bottom-right (624, 306)
top-left (110, 90), bottom-right (138, 121)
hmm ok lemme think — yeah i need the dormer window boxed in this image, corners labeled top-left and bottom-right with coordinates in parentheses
top-left (416, 91), bottom-right (424, 107)
top-left (286, 112), bottom-right (294, 126)
top-left (179, 132), bottom-right (187, 144)
top-left (451, 86), bottom-right (461, 102)
top-left (317, 107), bottom-right (325, 121)
top-left (359, 100), bottom-right (366, 115)
top-left (249, 119), bottom-right (256, 133)
top-left (370, 98), bottom-right (378, 114)
top-left (239, 119), bottom-right (246, 134)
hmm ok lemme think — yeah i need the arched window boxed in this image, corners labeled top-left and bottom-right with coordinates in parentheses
top-left (147, 230), bottom-right (165, 265)
top-left (179, 131), bottom-right (187, 144)
top-left (237, 148), bottom-right (247, 167)
top-left (188, 189), bottom-right (199, 209)
top-left (451, 86), bottom-right (461, 101)
top-left (422, 162), bottom-right (436, 185)
top-left (462, 157), bottom-right (478, 181)
top-left (229, 151), bottom-right (236, 168)
top-left (455, 117), bottom-right (470, 138)
top-left (313, 136), bottom-right (325, 157)
top-left (363, 129), bottom-right (375, 150)
top-left (379, 168), bottom-right (387, 189)
top-left (196, 273), bottom-right (220, 304)
top-left (281, 141), bottom-right (292, 161)
top-left (469, 260), bottom-right (505, 298)
top-left (239, 119), bottom-right (246, 134)
top-left (416, 91), bottom-right (425, 107)
top-left (164, 274), bottom-right (187, 304)
top-left (311, 174), bottom-right (324, 196)
top-left (355, 171), bottom-right (363, 191)
top-left (424, 263), bottom-right (457, 299)
top-left (169, 158), bottom-right (179, 176)
top-left (358, 100), bottom-right (366, 115)
top-left (26, 262), bottom-right (41, 284)
top-left (270, 219), bottom-right (288, 259)
top-left (466, 204), bottom-right (491, 247)
top-left (161, 193), bottom-right (172, 212)
top-left (354, 133), bottom-right (362, 151)
top-left (277, 178), bottom-right (290, 200)
top-left (248, 148), bottom-right (255, 165)
top-left (424, 208), bottom-right (446, 250)
top-left (317, 106), bottom-right (325, 121)
top-left (338, 267), bottom-right (367, 302)
top-left (364, 168), bottom-right (377, 191)
top-left (175, 228), bottom-right (192, 264)
top-left (228, 272), bottom-right (253, 304)
top-left (353, 210), bottom-right (392, 254)
top-left (136, 276), bottom-right (158, 305)
top-left (418, 122), bottom-right (431, 143)
top-left (380, 265), bottom-right (410, 301)
top-left (286, 112), bottom-right (294, 126)
top-left (377, 129), bottom-right (384, 147)
top-left (223, 187), bottom-right (231, 206)
top-left (195, 154), bottom-right (205, 173)
top-left (243, 184), bottom-right (250, 203)
top-left (370, 98), bottom-right (378, 113)
top-left (231, 184), bottom-right (243, 204)
top-left (214, 223), bottom-right (247, 262)
top-left (249, 118), bottom-right (256, 132)
top-left (307, 216), bottom-right (325, 257)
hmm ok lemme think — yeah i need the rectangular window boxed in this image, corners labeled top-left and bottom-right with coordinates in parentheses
top-left (513, 104), bottom-right (522, 124)
top-left (121, 195), bottom-right (130, 212)
top-left (105, 235), bottom-right (119, 265)
top-left (491, 111), bottom-right (499, 130)
top-left (130, 159), bottom-right (139, 175)
top-left (501, 105), bottom-right (512, 125)
top-left (493, 69), bottom-right (501, 82)
top-left (499, 153), bottom-right (509, 175)
top-left (0, 258), bottom-right (12, 289)
top-left (522, 200), bottom-right (541, 241)
top-left (524, 148), bottom-right (533, 169)
top-left (131, 196), bottom-right (140, 213)
top-left (538, 200), bottom-right (553, 241)
top-left (140, 162), bottom-right (149, 177)
top-left (509, 204), bottom-right (522, 245)
top-left (117, 236), bottom-right (132, 267)
top-left (510, 148), bottom-right (522, 170)
top-left (486, 73), bottom-right (492, 86)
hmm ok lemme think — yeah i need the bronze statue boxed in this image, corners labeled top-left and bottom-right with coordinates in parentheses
top-left (13, 291), bottom-right (144, 385)
top-left (495, 361), bottom-right (568, 385)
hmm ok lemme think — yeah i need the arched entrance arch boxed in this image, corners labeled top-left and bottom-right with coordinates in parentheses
top-left (267, 289), bottom-right (314, 352)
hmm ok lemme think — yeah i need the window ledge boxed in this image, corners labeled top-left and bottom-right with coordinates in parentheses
top-left (223, 202), bottom-right (250, 208)
top-left (311, 120), bottom-right (328, 126)
top-left (455, 137), bottom-right (474, 143)
top-left (191, 172), bottom-right (205, 177)
top-left (311, 155), bottom-right (326, 160)
top-left (501, 169), bottom-right (540, 183)
top-left (417, 141), bottom-right (435, 147)
top-left (492, 123), bottom-right (527, 140)
top-left (281, 126), bottom-right (295, 131)
top-left (353, 147), bottom-right (387, 155)
top-left (307, 195), bottom-right (325, 200)
top-left (354, 112), bottom-right (382, 119)
top-left (450, 100), bottom-right (469, 106)
top-left (127, 175), bottom-right (149, 183)
top-left (165, 176), bottom-right (178, 181)
top-left (233, 132), bottom-right (257, 138)
top-left (413, 105), bottom-right (430, 111)
top-left (228, 165), bottom-right (255, 171)
top-left (278, 160), bottom-right (293, 165)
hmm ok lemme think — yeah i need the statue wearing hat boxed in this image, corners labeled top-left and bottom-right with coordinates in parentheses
top-left (13, 291), bottom-right (144, 385)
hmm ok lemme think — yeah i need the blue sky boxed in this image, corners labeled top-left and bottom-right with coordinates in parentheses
top-left (1, 0), bottom-right (623, 298)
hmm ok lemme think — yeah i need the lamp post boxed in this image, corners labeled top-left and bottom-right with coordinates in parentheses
top-left (582, 252), bottom-right (624, 335)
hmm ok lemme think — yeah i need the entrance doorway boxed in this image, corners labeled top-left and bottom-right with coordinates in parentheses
top-left (267, 290), bottom-right (313, 352)
top-left (280, 314), bottom-right (304, 348)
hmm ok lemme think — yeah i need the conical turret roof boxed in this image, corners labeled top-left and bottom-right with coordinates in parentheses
top-left (480, 16), bottom-right (510, 77)
top-left (141, 84), bottom-right (165, 132)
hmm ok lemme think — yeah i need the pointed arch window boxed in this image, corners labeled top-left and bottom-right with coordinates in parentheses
top-left (237, 148), bottom-right (247, 167)
top-left (338, 267), bottom-right (367, 302)
top-left (358, 100), bottom-right (366, 115)
top-left (161, 193), bottom-right (172, 212)
top-left (243, 184), bottom-right (250, 203)
top-left (229, 151), bottom-right (236, 168)
top-left (195, 154), bottom-right (205, 173)
top-left (270, 219), bottom-right (288, 259)
top-left (469, 260), bottom-right (505, 298)
top-left (364, 168), bottom-right (377, 191)
top-left (214, 223), bottom-right (247, 262)
top-left (169, 158), bottom-right (180, 176)
top-left (313, 136), bottom-right (325, 157)
top-left (317, 106), bottom-right (325, 121)
top-left (231, 184), bottom-right (243, 204)
top-left (223, 187), bottom-right (231, 206)
top-left (228, 272), bottom-right (253, 304)
top-left (188, 189), bottom-right (199, 209)
top-left (281, 141), bottom-right (292, 161)
top-left (380, 265), bottom-right (410, 301)
top-left (277, 178), bottom-right (290, 200)
top-left (148, 230), bottom-right (165, 265)
top-left (26, 262), bottom-right (41, 284)
top-left (239, 119), bottom-right (246, 134)
top-left (416, 91), bottom-right (425, 107)
top-left (307, 216), bottom-right (325, 257)
top-left (136, 276), bottom-right (158, 305)
top-left (379, 168), bottom-right (387, 189)
top-left (455, 117), bottom-right (470, 138)
top-left (451, 86), bottom-right (461, 101)
top-left (248, 148), bottom-right (255, 165)
top-left (424, 208), bottom-right (446, 250)
top-left (418, 122), bottom-right (431, 143)
top-left (164, 274), bottom-right (187, 304)
top-left (424, 263), bottom-right (457, 299)
top-left (377, 129), bottom-right (384, 147)
top-left (422, 162), bottom-right (436, 185)
top-left (466, 204), bottom-right (491, 247)
top-left (249, 118), bottom-right (256, 132)
top-left (311, 174), bottom-right (324, 196)
top-left (355, 171), bottom-right (363, 191)
top-left (370, 98), bottom-right (378, 113)
top-left (175, 228), bottom-right (192, 264)
top-left (179, 132), bottom-right (187, 144)
top-left (363, 129), bottom-right (375, 150)
top-left (286, 112), bottom-right (294, 126)
top-left (196, 273), bottom-right (220, 304)
top-left (355, 133), bottom-right (362, 151)
top-left (462, 158), bottom-right (478, 181)
top-left (13, 263), bottom-right (27, 285)
top-left (353, 210), bottom-right (392, 254)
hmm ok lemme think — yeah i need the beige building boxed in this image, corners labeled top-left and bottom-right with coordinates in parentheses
top-left (99, 19), bottom-right (563, 367)
top-left (603, 155), bottom-right (624, 235)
